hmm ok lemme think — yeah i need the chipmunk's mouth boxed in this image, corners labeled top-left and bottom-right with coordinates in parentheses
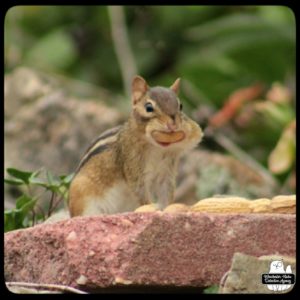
top-left (151, 130), bottom-right (185, 147)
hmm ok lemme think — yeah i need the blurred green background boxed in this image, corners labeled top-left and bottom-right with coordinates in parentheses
top-left (5, 6), bottom-right (295, 99)
top-left (5, 5), bottom-right (296, 192)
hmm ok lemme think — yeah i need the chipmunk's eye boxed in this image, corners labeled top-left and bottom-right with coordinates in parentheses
top-left (145, 102), bottom-right (154, 113)
top-left (179, 103), bottom-right (183, 111)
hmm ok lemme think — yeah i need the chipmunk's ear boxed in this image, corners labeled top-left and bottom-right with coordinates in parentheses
top-left (170, 78), bottom-right (181, 95)
top-left (132, 75), bottom-right (149, 104)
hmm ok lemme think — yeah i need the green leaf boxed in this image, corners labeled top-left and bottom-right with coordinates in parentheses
top-left (16, 195), bottom-right (37, 221)
top-left (4, 206), bottom-right (33, 232)
top-left (16, 194), bottom-right (34, 209)
top-left (30, 169), bottom-right (42, 179)
top-left (21, 215), bottom-right (30, 228)
top-left (268, 120), bottom-right (296, 174)
top-left (59, 173), bottom-right (74, 185)
top-left (46, 170), bottom-right (58, 185)
top-left (21, 197), bottom-right (37, 213)
top-left (255, 102), bottom-right (294, 126)
top-left (4, 178), bottom-right (24, 186)
top-left (6, 168), bottom-right (33, 184)
top-left (4, 210), bottom-right (18, 232)
top-left (5, 194), bottom-right (36, 232)
top-left (44, 171), bottom-right (60, 193)
top-left (28, 177), bottom-right (48, 188)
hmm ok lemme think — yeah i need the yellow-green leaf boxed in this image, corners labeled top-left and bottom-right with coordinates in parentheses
top-left (268, 120), bottom-right (296, 174)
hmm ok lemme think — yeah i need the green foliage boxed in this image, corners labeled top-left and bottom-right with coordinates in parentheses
top-left (5, 6), bottom-right (295, 96)
top-left (242, 84), bottom-right (295, 171)
top-left (4, 195), bottom-right (37, 232)
top-left (268, 120), bottom-right (295, 175)
top-left (24, 28), bottom-right (78, 70)
top-left (179, 9), bottom-right (295, 105)
top-left (5, 168), bottom-right (41, 185)
top-left (203, 284), bottom-right (219, 294)
top-left (4, 168), bottom-right (74, 232)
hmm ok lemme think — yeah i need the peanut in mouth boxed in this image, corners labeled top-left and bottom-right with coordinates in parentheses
top-left (151, 130), bottom-right (185, 146)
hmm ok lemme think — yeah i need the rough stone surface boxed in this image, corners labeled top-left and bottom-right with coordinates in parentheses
top-left (4, 67), bottom-right (124, 209)
top-left (219, 253), bottom-right (296, 294)
top-left (5, 212), bottom-right (295, 292)
top-left (5, 67), bottom-right (124, 175)
top-left (176, 149), bottom-right (276, 205)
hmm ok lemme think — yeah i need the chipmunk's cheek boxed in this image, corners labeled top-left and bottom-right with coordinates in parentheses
top-left (184, 120), bottom-right (203, 141)
top-left (151, 130), bottom-right (186, 147)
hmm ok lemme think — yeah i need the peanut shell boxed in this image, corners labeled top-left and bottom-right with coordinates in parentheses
top-left (151, 130), bottom-right (185, 144)
top-left (164, 203), bottom-right (190, 213)
top-left (192, 197), bottom-right (251, 213)
top-left (249, 198), bottom-right (271, 213)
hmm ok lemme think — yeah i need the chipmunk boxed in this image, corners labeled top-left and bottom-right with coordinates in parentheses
top-left (68, 76), bottom-right (203, 216)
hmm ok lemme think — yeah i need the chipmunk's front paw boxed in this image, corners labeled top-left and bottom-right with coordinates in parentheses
top-left (134, 203), bottom-right (160, 212)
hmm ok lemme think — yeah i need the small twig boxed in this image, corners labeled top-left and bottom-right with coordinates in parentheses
top-left (6, 282), bottom-right (87, 294)
top-left (50, 195), bottom-right (64, 215)
top-left (219, 270), bottom-right (230, 290)
top-left (26, 184), bottom-right (33, 198)
top-left (47, 186), bottom-right (69, 218)
top-left (48, 191), bottom-right (55, 218)
top-left (108, 6), bottom-right (137, 99)
top-left (34, 203), bottom-right (46, 221)
top-left (31, 208), bottom-right (36, 226)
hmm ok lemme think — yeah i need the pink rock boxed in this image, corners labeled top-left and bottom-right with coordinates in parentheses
top-left (4, 212), bottom-right (295, 292)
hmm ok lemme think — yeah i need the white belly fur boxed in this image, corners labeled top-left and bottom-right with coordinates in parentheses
top-left (82, 181), bottom-right (140, 215)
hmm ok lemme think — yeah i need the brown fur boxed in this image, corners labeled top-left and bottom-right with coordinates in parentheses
top-left (68, 76), bottom-right (203, 216)
top-left (149, 87), bottom-right (179, 116)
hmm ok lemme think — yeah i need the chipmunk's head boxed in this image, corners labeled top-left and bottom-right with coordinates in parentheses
top-left (131, 75), bottom-right (203, 151)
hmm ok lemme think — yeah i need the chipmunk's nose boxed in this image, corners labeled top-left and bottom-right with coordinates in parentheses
top-left (167, 115), bottom-right (178, 131)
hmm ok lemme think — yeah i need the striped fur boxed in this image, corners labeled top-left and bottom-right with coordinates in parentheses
top-left (75, 125), bottom-right (122, 173)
